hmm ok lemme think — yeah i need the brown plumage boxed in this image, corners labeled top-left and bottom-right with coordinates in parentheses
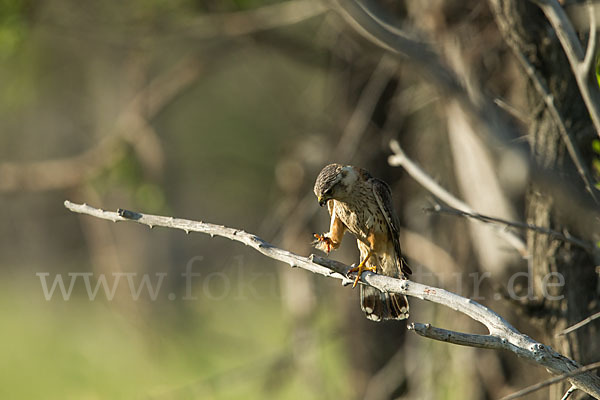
top-left (313, 163), bottom-right (411, 321)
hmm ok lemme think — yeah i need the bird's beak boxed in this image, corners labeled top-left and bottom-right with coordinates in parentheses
top-left (318, 196), bottom-right (326, 207)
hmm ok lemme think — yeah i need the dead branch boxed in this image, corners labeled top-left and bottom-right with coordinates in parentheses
top-left (426, 203), bottom-right (595, 252)
top-left (561, 385), bottom-right (578, 400)
top-left (63, 200), bottom-right (600, 398)
top-left (557, 310), bottom-right (600, 337)
top-left (499, 361), bottom-right (600, 400)
top-left (387, 140), bottom-right (528, 256)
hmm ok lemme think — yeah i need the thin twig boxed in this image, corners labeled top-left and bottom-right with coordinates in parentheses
top-left (494, 97), bottom-right (531, 124)
top-left (561, 385), bottom-right (578, 400)
top-left (499, 361), bottom-right (600, 400)
top-left (427, 203), bottom-right (595, 251)
top-left (63, 200), bottom-right (600, 398)
top-left (556, 310), bottom-right (600, 336)
top-left (387, 140), bottom-right (528, 256)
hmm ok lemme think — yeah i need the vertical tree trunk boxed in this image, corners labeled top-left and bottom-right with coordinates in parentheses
top-left (489, 1), bottom-right (600, 398)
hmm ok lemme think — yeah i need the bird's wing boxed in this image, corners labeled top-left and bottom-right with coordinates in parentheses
top-left (371, 178), bottom-right (412, 275)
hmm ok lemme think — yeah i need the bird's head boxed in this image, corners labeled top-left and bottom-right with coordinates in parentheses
top-left (313, 163), bottom-right (358, 206)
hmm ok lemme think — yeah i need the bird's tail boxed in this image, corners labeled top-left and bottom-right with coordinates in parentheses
top-left (360, 285), bottom-right (409, 321)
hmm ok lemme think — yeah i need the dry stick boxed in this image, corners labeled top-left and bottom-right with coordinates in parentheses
top-left (488, 0), bottom-right (599, 204)
top-left (561, 385), bottom-right (578, 400)
top-left (493, 97), bottom-right (531, 124)
top-left (531, 0), bottom-right (600, 139)
top-left (63, 200), bottom-right (600, 398)
top-left (387, 140), bottom-right (528, 257)
top-left (427, 203), bottom-right (595, 252)
top-left (499, 361), bottom-right (600, 400)
top-left (557, 310), bottom-right (600, 337)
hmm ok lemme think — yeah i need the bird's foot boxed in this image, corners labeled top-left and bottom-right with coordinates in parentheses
top-left (313, 233), bottom-right (334, 253)
top-left (347, 261), bottom-right (377, 288)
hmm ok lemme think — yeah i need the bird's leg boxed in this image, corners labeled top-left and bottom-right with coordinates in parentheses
top-left (348, 232), bottom-right (378, 287)
top-left (313, 213), bottom-right (345, 254)
top-left (348, 249), bottom-right (377, 288)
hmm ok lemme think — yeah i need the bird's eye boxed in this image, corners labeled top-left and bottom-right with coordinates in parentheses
top-left (323, 188), bottom-right (332, 195)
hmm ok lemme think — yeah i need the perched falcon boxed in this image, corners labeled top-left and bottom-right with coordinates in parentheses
top-left (313, 163), bottom-right (411, 321)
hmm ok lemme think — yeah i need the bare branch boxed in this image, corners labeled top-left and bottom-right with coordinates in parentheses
top-left (409, 323), bottom-right (509, 350)
top-left (556, 310), bottom-right (600, 336)
top-left (387, 140), bottom-right (528, 256)
top-left (427, 203), bottom-right (595, 252)
top-left (64, 201), bottom-right (353, 284)
top-left (531, 0), bottom-right (600, 138)
top-left (63, 200), bottom-right (600, 398)
top-left (582, 2), bottom-right (597, 75)
top-left (561, 385), bottom-right (578, 400)
top-left (531, 0), bottom-right (585, 57)
top-left (493, 97), bottom-right (531, 124)
top-left (499, 361), bottom-right (600, 400)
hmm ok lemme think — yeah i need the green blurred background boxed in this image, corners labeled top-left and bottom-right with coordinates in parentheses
top-left (0, 0), bottom-right (557, 399)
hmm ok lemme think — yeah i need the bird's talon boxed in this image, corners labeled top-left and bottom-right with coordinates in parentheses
top-left (347, 249), bottom-right (374, 288)
top-left (348, 263), bottom-right (365, 288)
top-left (313, 233), bottom-right (333, 253)
top-left (352, 273), bottom-right (360, 288)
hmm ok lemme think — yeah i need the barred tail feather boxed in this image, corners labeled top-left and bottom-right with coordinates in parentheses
top-left (360, 285), bottom-right (409, 321)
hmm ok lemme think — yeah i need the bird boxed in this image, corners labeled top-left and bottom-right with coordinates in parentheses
top-left (313, 163), bottom-right (411, 321)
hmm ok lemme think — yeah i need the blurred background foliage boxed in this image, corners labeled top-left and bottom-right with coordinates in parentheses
top-left (1, 0), bottom-right (597, 399)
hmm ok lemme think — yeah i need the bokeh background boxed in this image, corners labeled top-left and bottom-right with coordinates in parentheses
top-left (1, 0), bottom-right (599, 399)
